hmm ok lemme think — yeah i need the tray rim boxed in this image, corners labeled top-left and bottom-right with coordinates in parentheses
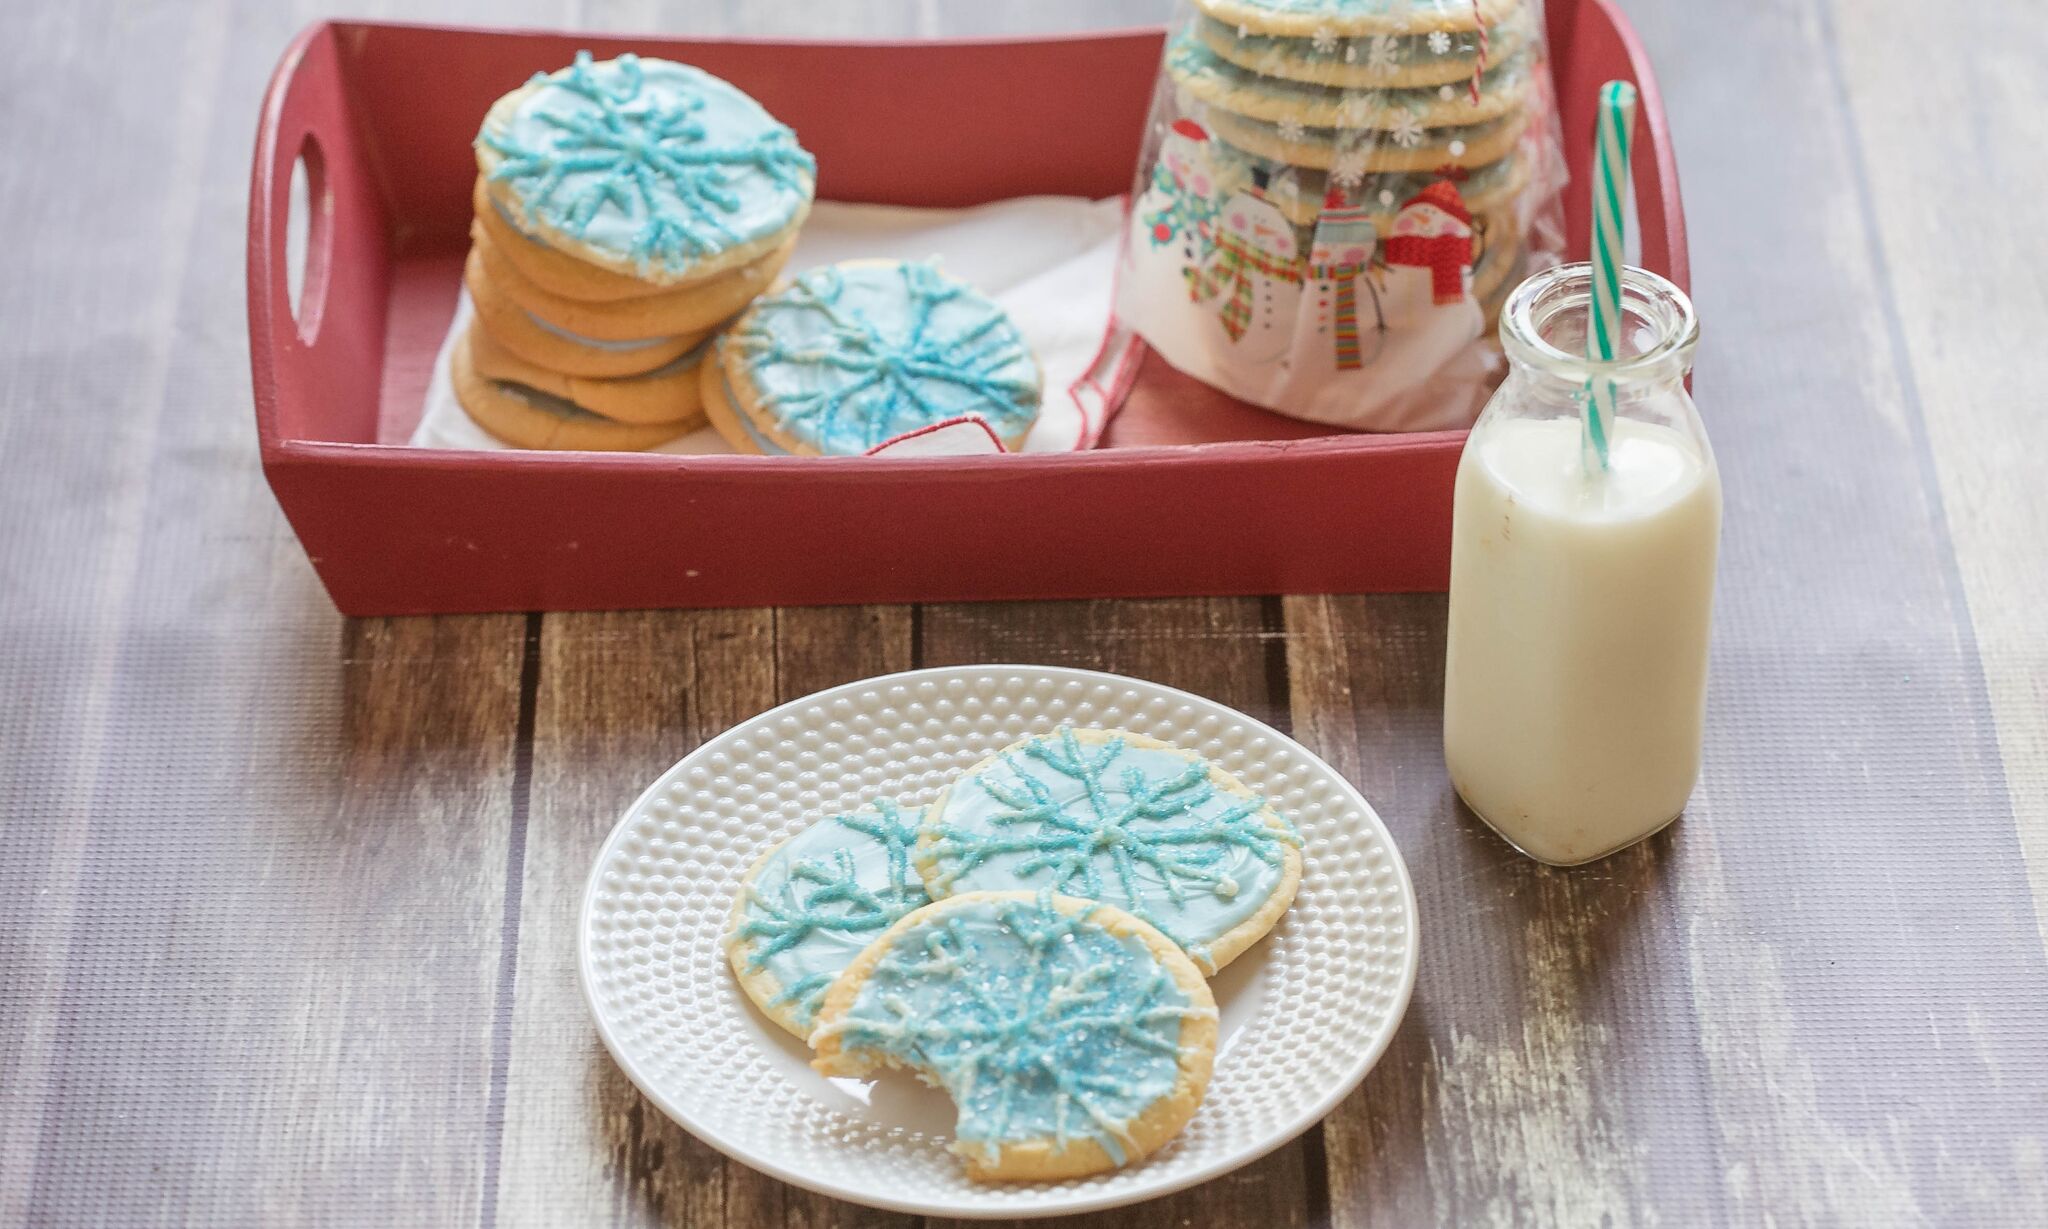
top-left (248, 7), bottom-right (1684, 471)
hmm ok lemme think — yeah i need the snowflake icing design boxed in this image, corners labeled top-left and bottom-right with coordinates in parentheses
top-left (926, 728), bottom-right (1300, 966)
top-left (1311, 26), bottom-right (1340, 55)
top-left (1366, 33), bottom-right (1402, 77)
top-left (733, 262), bottom-right (1039, 452)
top-left (819, 892), bottom-right (1212, 1163)
top-left (1389, 108), bottom-right (1429, 150)
top-left (1428, 29), bottom-right (1454, 56)
top-left (483, 51), bottom-right (814, 273)
top-left (732, 799), bottom-right (929, 1020)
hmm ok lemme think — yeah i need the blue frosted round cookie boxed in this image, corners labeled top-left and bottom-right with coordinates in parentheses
top-left (917, 727), bottom-right (1304, 974)
top-left (476, 52), bottom-right (815, 286)
top-left (811, 890), bottom-right (1217, 1180)
top-left (710, 260), bottom-right (1042, 456)
top-left (724, 799), bottom-right (931, 1038)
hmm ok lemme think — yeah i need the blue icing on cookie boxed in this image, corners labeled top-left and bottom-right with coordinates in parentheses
top-left (923, 728), bottom-right (1301, 970)
top-left (730, 800), bottom-right (929, 1026)
top-left (728, 261), bottom-right (1040, 455)
top-left (818, 891), bottom-right (1208, 1165)
top-left (479, 52), bottom-right (814, 274)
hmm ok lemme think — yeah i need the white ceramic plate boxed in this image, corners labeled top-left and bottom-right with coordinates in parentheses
top-left (579, 665), bottom-right (1418, 1219)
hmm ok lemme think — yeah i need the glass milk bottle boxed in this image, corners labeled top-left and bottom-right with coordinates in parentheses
top-left (1442, 264), bottom-right (1719, 865)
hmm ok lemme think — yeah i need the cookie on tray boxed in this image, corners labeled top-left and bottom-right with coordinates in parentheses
top-left (466, 323), bottom-right (710, 427)
top-left (724, 799), bottom-right (931, 1038)
top-left (1191, 0), bottom-right (1519, 38)
top-left (916, 726), bottom-right (1303, 974)
top-left (811, 890), bottom-right (1217, 1181)
top-left (464, 245), bottom-right (710, 379)
top-left (475, 52), bottom-right (815, 288)
top-left (705, 260), bottom-right (1042, 456)
top-left (1168, 35), bottom-right (1532, 130)
top-left (1189, 1), bottom-right (1534, 90)
top-left (450, 327), bottom-right (697, 450)
top-left (470, 217), bottom-right (794, 341)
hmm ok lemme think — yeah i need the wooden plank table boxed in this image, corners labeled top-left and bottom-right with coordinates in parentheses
top-left (4, 0), bottom-right (2045, 1225)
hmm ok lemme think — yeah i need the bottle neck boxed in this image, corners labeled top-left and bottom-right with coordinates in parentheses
top-left (1500, 263), bottom-right (1698, 395)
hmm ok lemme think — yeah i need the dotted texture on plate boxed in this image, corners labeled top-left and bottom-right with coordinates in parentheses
top-left (580, 666), bottom-right (1416, 1217)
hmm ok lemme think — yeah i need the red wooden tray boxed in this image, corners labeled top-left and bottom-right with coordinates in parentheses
top-left (248, 3), bottom-right (1685, 615)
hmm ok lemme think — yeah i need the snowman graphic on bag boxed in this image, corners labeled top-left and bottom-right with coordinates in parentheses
top-left (1188, 169), bottom-right (1305, 358)
top-left (1139, 118), bottom-right (1222, 259)
top-left (1382, 181), bottom-right (1478, 307)
top-left (1288, 189), bottom-right (1386, 375)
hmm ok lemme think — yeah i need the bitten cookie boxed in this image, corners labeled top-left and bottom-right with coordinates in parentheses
top-left (470, 220), bottom-right (794, 341)
top-left (724, 799), bottom-right (930, 1038)
top-left (916, 727), bottom-right (1303, 975)
top-left (475, 52), bottom-right (815, 286)
top-left (709, 260), bottom-right (1042, 456)
top-left (450, 327), bottom-right (695, 450)
top-left (811, 890), bottom-right (1217, 1181)
top-left (467, 323), bottom-right (709, 427)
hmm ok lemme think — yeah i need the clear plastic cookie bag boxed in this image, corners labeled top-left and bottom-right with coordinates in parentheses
top-left (1115, 0), bottom-right (1570, 432)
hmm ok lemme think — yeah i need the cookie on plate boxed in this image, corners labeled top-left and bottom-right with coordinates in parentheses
top-left (706, 260), bottom-right (1043, 456)
top-left (811, 890), bottom-right (1217, 1181)
top-left (450, 327), bottom-right (697, 450)
top-left (917, 727), bottom-right (1303, 974)
top-left (466, 322), bottom-right (710, 427)
top-left (724, 799), bottom-right (931, 1038)
top-left (475, 51), bottom-right (815, 287)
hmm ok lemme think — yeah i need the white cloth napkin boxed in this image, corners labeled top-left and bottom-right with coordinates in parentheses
top-left (410, 196), bottom-right (1126, 454)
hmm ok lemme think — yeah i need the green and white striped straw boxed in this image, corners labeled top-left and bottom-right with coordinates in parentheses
top-left (1583, 79), bottom-right (1640, 474)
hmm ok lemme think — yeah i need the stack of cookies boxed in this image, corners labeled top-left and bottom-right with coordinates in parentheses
top-left (725, 726), bottom-right (1305, 1180)
top-left (1168, 0), bottom-right (1538, 319)
top-left (456, 52), bottom-right (816, 450)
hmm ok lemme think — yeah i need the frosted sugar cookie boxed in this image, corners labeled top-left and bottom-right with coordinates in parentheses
top-left (450, 328), bottom-right (695, 451)
top-left (724, 799), bottom-right (931, 1038)
top-left (1193, 0), bottom-right (1518, 38)
top-left (467, 323), bottom-right (709, 427)
top-left (709, 260), bottom-right (1042, 456)
top-left (464, 246), bottom-right (709, 379)
top-left (475, 52), bottom-right (815, 287)
top-left (1168, 36), bottom-right (1533, 129)
top-left (917, 727), bottom-right (1303, 974)
top-left (470, 220), bottom-right (793, 341)
top-left (1190, 1), bottom-right (1533, 90)
top-left (811, 890), bottom-right (1217, 1180)
top-left (697, 339), bottom-right (783, 454)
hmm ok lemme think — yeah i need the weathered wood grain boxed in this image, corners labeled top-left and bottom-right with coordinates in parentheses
top-left (1830, 0), bottom-right (2048, 955)
top-left (494, 605), bottom-right (917, 1229)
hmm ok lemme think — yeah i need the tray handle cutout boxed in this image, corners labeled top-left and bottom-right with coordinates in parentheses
top-left (284, 132), bottom-right (332, 345)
